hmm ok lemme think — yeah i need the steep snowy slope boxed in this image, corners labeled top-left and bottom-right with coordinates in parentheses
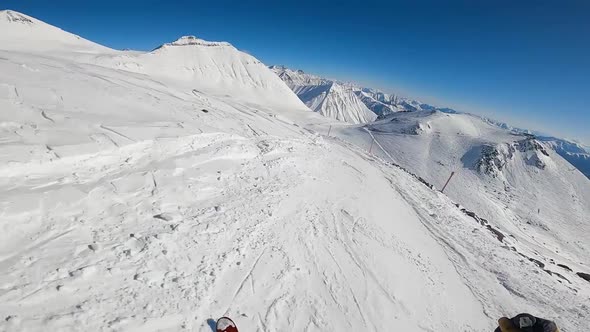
top-left (337, 110), bottom-right (590, 278)
top-left (1, 11), bottom-right (589, 332)
top-left (88, 37), bottom-right (309, 109)
top-left (355, 89), bottom-right (399, 115)
top-left (355, 87), bottom-right (440, 117)
top-left (271, 66), bottom-right (445, 119)
top-left (270, 66), bottom-right (377, 124)
top-left (0, 10), bottom-right (110, 53)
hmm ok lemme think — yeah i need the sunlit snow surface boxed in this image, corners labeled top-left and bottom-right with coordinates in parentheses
top-left (1, 10), bottom-right (589, 332)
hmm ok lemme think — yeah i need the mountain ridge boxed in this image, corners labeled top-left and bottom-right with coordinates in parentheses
top-left (270, 66), bottom-right (377, 124)
top-left (271, 65), bottom-right (448, 119)
top-left (152, 35), bottom-right (234, 51)
top-left (0, 9), bottom-right (111, 53)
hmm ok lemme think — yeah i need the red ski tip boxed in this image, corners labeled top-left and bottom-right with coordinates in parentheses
top-left (216, 317), bottom-right (238, 332)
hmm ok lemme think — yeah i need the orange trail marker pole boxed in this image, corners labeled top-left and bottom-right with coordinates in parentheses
top-left (441, 171), bottom-right (455, 193)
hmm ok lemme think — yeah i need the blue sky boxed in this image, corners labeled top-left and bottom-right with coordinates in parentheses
top-left (4, 0), bottom-right (589, 143)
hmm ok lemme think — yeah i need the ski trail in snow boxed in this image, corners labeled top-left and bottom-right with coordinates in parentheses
top-left (0, 228), bottom-right (74, 266)
top-left (230, 248), bottom-right (266, 309)
top-left (100, 124), bottom-right (136, 143)
top-left (40, 110), bottom-right (55, 123)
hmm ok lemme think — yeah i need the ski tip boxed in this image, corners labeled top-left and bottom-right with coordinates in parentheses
top-left (216, 317), bottom-right (238, 332)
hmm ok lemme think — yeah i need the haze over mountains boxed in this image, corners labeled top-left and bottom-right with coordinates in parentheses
top-left (1, 10), bottom-right (589, 332)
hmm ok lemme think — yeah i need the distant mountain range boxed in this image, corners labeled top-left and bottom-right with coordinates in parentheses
top-left (271, 65), bottom-right (590, 179)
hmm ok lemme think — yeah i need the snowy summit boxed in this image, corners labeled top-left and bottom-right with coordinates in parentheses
top-left (0, 10), bottom-right (109, 52)
top-left (154, 35), bottom-right (233, 49)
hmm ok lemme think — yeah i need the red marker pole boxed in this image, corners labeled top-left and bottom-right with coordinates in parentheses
top-left (441, 171), bottom-right (455, 193)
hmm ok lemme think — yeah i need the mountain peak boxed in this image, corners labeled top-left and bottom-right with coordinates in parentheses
top-left (0, 10), bottom-right (35, 25)
top-left (0, 10), bottom-right (111, 53)
top-left (268, 65), bottom-right (287, 71)
top-left (153, 36), bottom-right (233, 51)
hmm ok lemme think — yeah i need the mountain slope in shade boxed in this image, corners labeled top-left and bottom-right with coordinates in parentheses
top-left (270, 66), bottom-right (377, 124)
top-left (0, 10), bottom-right (110, 53)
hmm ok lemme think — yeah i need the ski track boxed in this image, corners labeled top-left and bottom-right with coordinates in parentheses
top-left (0, 131), bottom-right (496, 331)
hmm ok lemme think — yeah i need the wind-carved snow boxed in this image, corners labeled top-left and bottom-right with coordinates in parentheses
top-left (1, 10), bottom-right (589, 332)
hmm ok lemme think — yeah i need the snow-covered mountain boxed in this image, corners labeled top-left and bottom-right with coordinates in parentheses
top-left (335, 110), bottom-right (590, 278)
top-left (1, 10), bottom-right (589, 332)
top-left (87, 37), bottom-right (306, 109)
top-left (271, 66), bottom-right (444, 120)
top-left (481, 117), bottom-right (590, 179)
top-left (273, 65), bottom-right (590, 181)
top-left (270, 66), bottom-right (377, 123)
top-left (0, 10), bottom-right (110, 53)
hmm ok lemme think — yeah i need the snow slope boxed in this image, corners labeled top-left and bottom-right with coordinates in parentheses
top-left (270, 66), bottom-right (377, 124)
top-left (0, 10), bottom-right (110, 53)
top-left (540, 137), bottom-right (590, 179)
top-left (337, 111), bottom-right (590, 284)
top-left (1, 11), bottom-right (589, 332)
top-left (85, 38), bottom-right (309, 109)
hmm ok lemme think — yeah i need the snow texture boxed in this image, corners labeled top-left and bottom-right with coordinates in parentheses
top-left (1, 10), bottom-right (589, 332)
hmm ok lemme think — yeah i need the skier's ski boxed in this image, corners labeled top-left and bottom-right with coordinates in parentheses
top-left (216, 317), bottom-right (238, 332)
